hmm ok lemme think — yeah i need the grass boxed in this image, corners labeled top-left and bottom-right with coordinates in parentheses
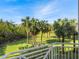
top-left (0, 38), bottom-right (32, 57)
top-left (0, 32), bottom-right (55, 57)
top-left (0, 31), bottom-right (79, 58)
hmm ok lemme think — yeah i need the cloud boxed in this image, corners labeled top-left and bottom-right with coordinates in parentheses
top-left (0, 0), bottom-right (77, 23)
top-left (34, 0), bottom-right (59, 19)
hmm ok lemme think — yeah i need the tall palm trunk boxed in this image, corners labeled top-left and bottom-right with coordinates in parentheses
top-left (47, 32), bottom-right (49, 38)
top-left (41, 31), bottom-right (43, 44)
top-left (49, 31), bottom-right (51, 37)
top-left (27, 31), bottom-right (29, 44)
top-left (34, 35), bottom-right (37, 46)
top-left (32, 35), bottom-right (35, 46)
top-left (31, 32), bottom-right (37, 46)
top-left (73, 33), bottom-right (75, 53)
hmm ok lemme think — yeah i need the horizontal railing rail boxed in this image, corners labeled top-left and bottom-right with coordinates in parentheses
top-left (0, 45), bottom-right (49, 59)
top-left (0, 42), bottom-right (79, 59)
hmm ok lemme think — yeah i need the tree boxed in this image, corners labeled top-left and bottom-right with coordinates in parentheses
top-left (30, 18), bottom-right (40, 46)
top-left (53, 19), bottom-right (64, 41)
top-left (0, 19), bottom-right (6, 44)
top-left (53, 18), bottom-right (70, 57)
top-left (38, 20), bottom-right (48, 44)
top-left (68, 19), bottom-right (77, 52)
top-left (53, 18), bottom-right (77, 58)
top-left (45, 23), bottom-right (52, 38)
top-left (21, 17), bottom-right (31, 44)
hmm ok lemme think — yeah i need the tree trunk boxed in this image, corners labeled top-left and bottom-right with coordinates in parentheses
top-left (33, 35), bottom-right (36, 46)
top-left (59, 37), bottom-right (61, 42)
top-left (49, 31), bottom-right (50, 37)
top-left (62, 36), bottom-right (64, 59)
top-left (41, 31), bottom-right (43, 44)
top-left (47, 32), bottom-right (49, 38)
top-left (73, 33), bottom-right (75, 53)
top-left (27, 31), bottom-right (29, 44)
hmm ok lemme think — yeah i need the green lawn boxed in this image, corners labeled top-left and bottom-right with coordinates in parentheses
top-left (0, 32), bottom-right (78, 57)
top-left (0, 32), bottom-right (55, 57)
top-left (0, 38), bottom-right (32, 57)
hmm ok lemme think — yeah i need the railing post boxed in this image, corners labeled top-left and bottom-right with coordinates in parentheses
top-left (51, 46), bottom-right (53, 59)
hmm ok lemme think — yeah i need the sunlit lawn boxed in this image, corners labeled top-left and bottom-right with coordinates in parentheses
top-left (0, 32), bottom-right (55, 57)
top-left (0, 38), bottom-right (32, 57)
top-left (0, 32), bottom-right (78, 57)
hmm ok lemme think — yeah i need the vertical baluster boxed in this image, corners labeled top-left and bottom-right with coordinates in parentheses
top-left (69, 48), bottom-right (70, 59)
top-left (52, 47), bottom-right (54, 59)
top-left (47, 55), bottom-right (48, 59)
top-left (61, 46), bottom-right (62, 59)
top-left (71, 48), bottom-right (72, 59)
top-left (75, 47), bottom-right (76, 59)
top-left (57, 47), bottom-right (58, 59)
top-left (48, 50), bottom-right (50, 59)
top-left (55, 47), bottom-right (57, 59)
top-left (53, 48), bottom-right (55, 59)
top-left (59, 47), bottom-right (61, 59)
top-left (19, 57), bottom-right (22, 59)
top-left (73, 47), bottom-right (74, 59)
top-left (54, 47), bottom-right (55, 59)
top-left (54, 47), bottom-right (56, 59)
top-left (48, 53), bottom-right (49, 59)
top-left (57, 47), bottom-right (59, 59)
top-left (51, 47), bottom-right (53, 59)
top-left (60, 47), bottom-right (62, 59)
top-left (58, 47), bottom-right (60, 59)
top-left (53, 47), bottom-right (54, 59)
top-left (78, 46), bottom-right (79, 59)
top-left (68, 48), bottom-right (69, 59)
top-left (70, 48), bottom-right (71, 59)
top-left (71, 48), bottom-right (73, 59)
top-left (65, 48), bottom-right (66, 59)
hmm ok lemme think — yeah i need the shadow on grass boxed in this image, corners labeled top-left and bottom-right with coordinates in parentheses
top-left (0, 45), bottom-right (6, 56)
top-left (46, 38), bottom-right (60, 44)
top-left (46, 38), bottom-right (71, 44)
top-left (7, 38), bottom-right (28, 45)
top-left (19, 45), bottom-right (33, 50)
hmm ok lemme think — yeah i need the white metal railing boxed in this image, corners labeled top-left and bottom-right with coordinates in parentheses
top-left (0, 45), bottom-right (49, 59)
top-left (44, 42), bottom-right (79, 59)
top-left (0, 42), bottom-right (79, 59)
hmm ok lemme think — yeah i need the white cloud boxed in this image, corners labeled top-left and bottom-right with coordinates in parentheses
top-left (34, 0), bottom-right (59, 19)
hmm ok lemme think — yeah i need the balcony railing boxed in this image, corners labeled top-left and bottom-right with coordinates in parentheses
top-left (44, 42), bottom-right (79, 59)
top-left (0, 42), bottom-right (79, 59)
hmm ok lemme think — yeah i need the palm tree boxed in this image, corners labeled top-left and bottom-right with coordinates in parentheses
top-left (69, 19), bottom-right (77, 52)
top-left (30, 18), bottom-right (40, 46)
top-left (38, 20), bottom-right (48, 44)
top-left (0, 19), bottom-right (5, 44)
top-left (53, 18), bottom-right (77, 58)
top-left (21, 16), bottom-right (31, 44)
top-left (53, 18), bottom-right (69, 57)
top-left (46, 23), bottom-right (52, 38)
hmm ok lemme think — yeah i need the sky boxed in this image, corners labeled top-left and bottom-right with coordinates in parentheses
top-left (0, 0), bottom-right (78, 24)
